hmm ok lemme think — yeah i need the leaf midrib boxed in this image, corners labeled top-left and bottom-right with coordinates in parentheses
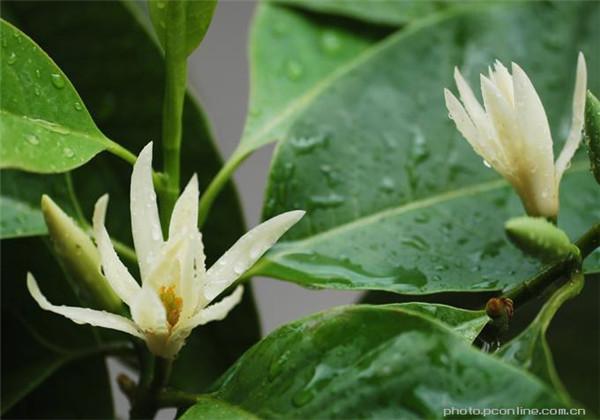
top-left (240, 3), bottom-right (490, 153)
top-left (270, 164), bottom-right (588, 256)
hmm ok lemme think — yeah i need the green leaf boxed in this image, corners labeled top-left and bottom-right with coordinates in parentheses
top-left (0, 19), bottom-right (113, 173)
top-left (180, 396), bottom-right (258, 420)
top-left (1, 237), bottom-right (117, 417)
top-left (279, 0), bottom-right (444, 26)
top-left (149, 0), bottom-right (217, 57)
top-left (497, 272), bottom-right (584, 404)
top-left (194, 305), bottom-right (564, 418)
top-left (255, 1), bottom-right (600, 294)
top-left (2, 0), bottom-right (260, 398)
top-left (585, 91), bottom-right (600, 184)
top-left (234, 2), bottom-right (386, 158)
top-left (387, 303), bottom-right (488, 344)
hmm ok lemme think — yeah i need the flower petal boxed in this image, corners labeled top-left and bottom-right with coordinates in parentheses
top-left (169, 174), bottom-right (199, 240)
top-left (131, 142), bottom-right (163, 280)
top-left (183, 286), bottom-right (243, 329)
top-left (489, 60), bottom-right (514, 105)
top-left (454, 67), bottom-right (487, 127)
top-left (444, 88), bottom-right (484, 155)
top-left (555, 52), bottom-right (587, 181)
top-left (27, 273), bottom-right (143, 338)
top-left (130, 284), bottom-right (168, 334)
top-left (205, 210), bottom-right (305, 301)
top-left (93, 194), bottom-right (140, 307)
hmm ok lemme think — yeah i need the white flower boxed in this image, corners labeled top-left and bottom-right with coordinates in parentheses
top-left (444, 53), bottom-right (587, 218)
top-left (27, 142), bottom-right (305, 358)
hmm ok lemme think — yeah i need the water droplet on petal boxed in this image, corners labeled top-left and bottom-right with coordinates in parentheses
top-left (483, 159), bottom-right (492, 168)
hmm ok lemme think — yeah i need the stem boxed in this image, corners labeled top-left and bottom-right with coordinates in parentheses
top-left (198, 149), bottom-right (249, 228)
top-left (159, 2), bottom-right (188, 226)
top-left (157, 389), bottom-right (201, 409)
top-left (105, 139), bottom-right (138, 165)
top-left (575, 223), bottom-right (600, 258)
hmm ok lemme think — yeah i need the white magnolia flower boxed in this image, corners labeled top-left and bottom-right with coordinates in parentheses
top-left (444, 53), bottom-right (587, 218)
top-left (28, 143), bottom-right (304, 358)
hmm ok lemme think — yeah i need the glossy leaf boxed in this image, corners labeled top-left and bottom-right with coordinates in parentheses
top-left (389, 303), bottom-right (488, 344)
top-left (2, 0), bottom-right (260, 400)
top-left (180, 396), bottom-right (258, 420)
top-left (497, 272), bottom-right (584, 403)
top-left (585, 91), bottom-right (600, 184)
top-left (279, 0), bottom-right (444, 26)
top-left (0, 19), bottom-right (112, 173)
top-left (188, 306), bottom-right (565, 418)
top-left (256, 1), bottom-right (600, 294)
top-left (234, 2), bottom-right (386, 158)
top-left (1, 237), bottom-right (117, 417)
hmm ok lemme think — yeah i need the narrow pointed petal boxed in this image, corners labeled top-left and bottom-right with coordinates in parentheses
top-left (183, 286), bottom-right (243, 329)
top-left (444, 89), bottom-right (484, 155)
top-left (169, 174), bottom-right (199, 240)
top-left (27, 273), bottom-right (143, 338)
top-left (130, 285), bottom-right (168, 334)
top-left (145, 235), bottom-right (186, 291)
top-left (556, 52), bottom-right (588, 181)
top-left (131, 142), bottom-right (163, 280)
top-left (179, 233), bottom-right (202, 320)
top-left (490, 60), bottom-right (514, 105)
top-left (205, 210), bottom-right (305, 301)
top-left (454, 67), bottom-right (487, 126)
top-left (93, 195), bottom-right (140, 306)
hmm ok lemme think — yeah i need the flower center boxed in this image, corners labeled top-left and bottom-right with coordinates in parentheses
top-left (159, 285), bottom-right (182, 327)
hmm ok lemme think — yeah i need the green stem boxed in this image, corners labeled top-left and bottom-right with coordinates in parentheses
top-left (575, 223), bottom-right (600, 258)
top-left (159, 2), bottom-right (188, 227)
top-left (198, 149), bottom-right (249, 228)
top-left (157, 389), bottom-right (201, 408)
top-left (105, 139), bottom-right (138, 165)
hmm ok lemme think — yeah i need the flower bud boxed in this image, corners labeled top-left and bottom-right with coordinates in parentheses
top-left (41, 195), bottom-right (123, 313)
top-left (505, 216), bottom-right (579, 263)
top-left (585, 90), bottom-right (600, 184)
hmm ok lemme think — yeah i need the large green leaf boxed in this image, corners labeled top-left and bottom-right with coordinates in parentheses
top-left (1, 238), bottom-right (117, 417)
top-left (497, 273), bottom-right (584, 404)
top-left (183, 305), bottom-right (565, 418)
top-left (0, 20), bottom-right (113, 173)
top-left (279, 0), bottom-right (444, 26)
top-left (254, 1), bottom-right (600, 294)
top-left (149, 0), bottom-right (217, 57)
top-left (233, 2), bottom-right (387, 158)
top-left (2, 0), bottom-right (260, 401)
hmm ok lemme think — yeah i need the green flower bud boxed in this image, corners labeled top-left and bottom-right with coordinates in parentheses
top-left (505, 216), bottom-right (580, 263)
top-left (41, 195), bottom-right (123, 313)
top-left (584, 90), bottom-right (600, 185)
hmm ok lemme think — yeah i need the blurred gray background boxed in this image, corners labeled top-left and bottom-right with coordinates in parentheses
top-left (112, 2), bottom-right (360, 418)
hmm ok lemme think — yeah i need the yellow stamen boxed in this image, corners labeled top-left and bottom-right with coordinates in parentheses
top-left (159, 285), bottom-right (182, 326)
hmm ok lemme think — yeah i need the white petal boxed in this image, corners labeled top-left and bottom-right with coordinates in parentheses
top-left (183, 286), bottom-right (243, 329)
top-left (131, 142), bottom-right (163, 280)
top-left (454, 67), bottom-right (487, 127)
top-left (480, 75), bottom-right (521, 156)
top-left (179, 233), bottom-right (202, 319)
top-left (445, 89), bottom-right (485, 155)
top-left (145, 235), bottom-right (186, 291)
top-left (168, 174), bottom-right (199, 240)
top-left (27, 273), bottom-right (143, 338)
top-left (555, 52), bottom-right (587, 181)
top-left (93, 195), bottom-right (140, 307)
top-left (490, 60), bottom-right (514, 105)
top-left (205, 210), bottom-right (305, 301)
top-left (130, 285), bottom-right (168, 334)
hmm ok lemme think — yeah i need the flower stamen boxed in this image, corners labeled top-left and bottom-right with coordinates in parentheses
top-left (159, 285), bottom-right (182, 327)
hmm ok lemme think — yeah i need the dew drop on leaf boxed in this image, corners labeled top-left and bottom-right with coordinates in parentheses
top-left (7, 52), bottom-right (17, 65)
top-left (73, 101), bottom-right (83, 111)
top-left (26, 134), bottom-right (39, 145)
top-left (63, 147), bottom-right (74, 158)
top-left (50, 73), bottom-right (65, 89)
top-left (286, 59), bottom-right (304, 81)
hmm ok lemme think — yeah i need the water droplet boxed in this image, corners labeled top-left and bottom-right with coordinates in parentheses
top-left (35, 69), bottom-right (41, 78)
top-left (7, 52), bottom-right (17, 65)
top-left (34, 87), bottom-right (41, 96)
top-left (321, 31), bottom-right (341, 53)
top-left (63, 147), bottom-right (74, 158)
top-left (233, 261), bottom-right (247, 275)
top-left (290, 134), bottom-right (327, 154)
top-left (73, 101), bottom-right (83, 111)
top-left (286, 59), bottom-right (304, 81)
top-left (26, 134), bottom-right (39, 145)
top-left (50, 73), bottom-right (65, 89)
top-left (483, 159), bottom-right (492, 168)
top-left (308, 193), bottom-right (345, 209)
top-left (379, 177), bottom-right (395, 193)
top-left (400, 235), bottom-right (430, 251)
